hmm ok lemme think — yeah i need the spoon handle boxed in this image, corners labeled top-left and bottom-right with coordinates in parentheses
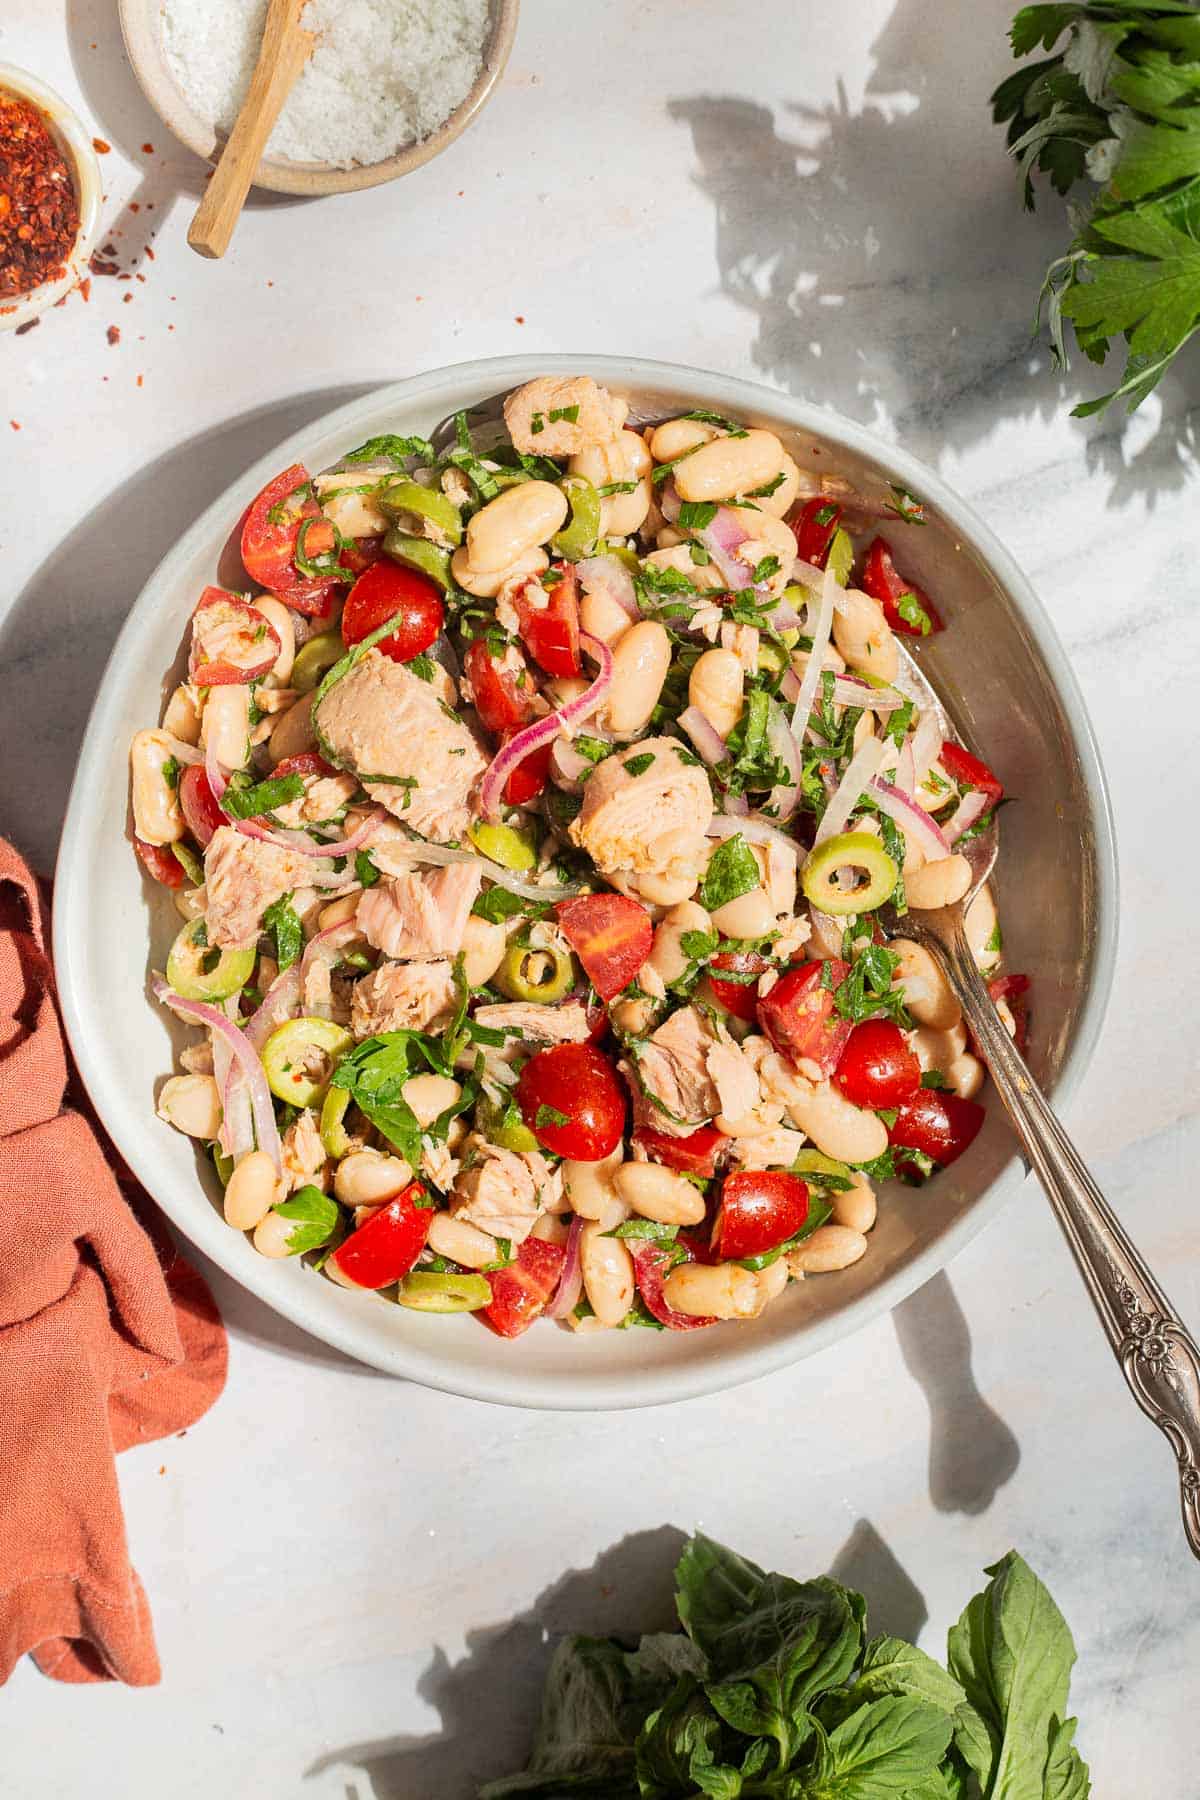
top-left (928, 919), bottom-right (1200, 1558)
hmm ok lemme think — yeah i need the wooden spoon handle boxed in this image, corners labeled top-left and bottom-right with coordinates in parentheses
top-left (188, 0), bottom-right (312, 260)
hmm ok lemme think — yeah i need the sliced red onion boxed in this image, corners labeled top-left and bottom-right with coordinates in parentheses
top-left (479, 633), bottom-right (614, 821)
top-left (234, 806), bottom-right (385, 860)
top-left (867, 777), bottom-right (952, 859)
top-left (549, 737), bottom-right (592, 794)
top-left (161, 733), bottom-right (205, 766)
top-left (944, 789), bottom-right (990, 844)
top-left (697, 507), bottom-right (755, 592)
top-left (658, 479), bottom-right (682, 524)
top-left (814, 735), bottom-right (887, 846)
top-left (834, 675), bottom-right (906, 714)
top-left (678, 705), bottom-right (727, 768)
top-left (722, 789), bottom-right (750, 817)
top-left (377, 834), bottom-right (585, 903)
top-left (300, 918), bottom-right (364, 980)
top-left (222, 1059), bottom-right (255, 1161)
top-left (780, 666), bottom-right (800, 705)
top-left (204, 734), bottom-right (228, 804)
top-left (766, 700), bottom-right (801, 823)
top-left (243, 964), bottom-right (304, 1051)
top-left (578, 555), bottom-right (639, 620)
top-left (153, 978), bottom-right (282, 1174)
top-left (790, 566), bottom-right (838, 736)
top-left (546, 1214), bottom-right (585, 1321)
top-left (706, 814), bottom-right (799, 855)
top-left (895, 741), bottom-right (916, 798)
top-left (792, 557), bottom-right (830, 590)
top-left (910, 711), bottom-right (944, 788)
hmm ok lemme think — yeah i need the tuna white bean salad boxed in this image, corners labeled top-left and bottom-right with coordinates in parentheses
top-left (132, 376), bottom-right (1027, 1340)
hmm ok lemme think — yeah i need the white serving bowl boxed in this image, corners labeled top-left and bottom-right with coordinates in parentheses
top-left (54, 355), bottom-right (1117, 1409)
top-left (0, 65), bottom-right (102, 333)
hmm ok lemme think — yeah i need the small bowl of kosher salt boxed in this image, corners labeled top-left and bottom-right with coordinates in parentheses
top-left (118, 0), bottom-right (518, 195)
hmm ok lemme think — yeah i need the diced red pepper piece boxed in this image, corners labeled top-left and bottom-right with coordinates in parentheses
top-left (861, 537), bottom-right (944, 637)
top-left (481, 1236), bottom-right (567, 1338)
top-left (555, 893), bottom-right (653, 1002)
top-left (631, 1124), bottom-right (726, 1179)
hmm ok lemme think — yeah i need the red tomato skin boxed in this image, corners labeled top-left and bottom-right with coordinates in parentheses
top-left (939, 742), bottom-right (1004, 807)
top-left (133, 835), bottom-right (185, 888)
top-left (631, 1124), bottom-right (726, 1179)
top-left (271, 752), bottom-right (336, 781)
top-left (555, 893), bottom-right (653, 1002)
top-left (188, 586), bottom-right (281, 686)
top-left (340, 559), bottom-right (444, 663)
top-left (240, 464), bottom-right (340, 614)
top-left (757, 959), bottom-right (853, 1076)
top-left (516, 1043), bottom-right (626, 1161)
top-left (329, 1183), bottom-right (431, 1290)
top-left (482, 1236), bottom-right (567, 1338)
top-left (888, 1091), bottom-right (985, 1167)
top-left (631, 1242), bottom-right (715, 1331)
top-left (178, 764), bottom-right (226, 850)
top-left (463, 639), bottom-right (538, 736)
top-left (861, 537), bottom-right (944, 637)
top-left (503, 734), bottom-right (552, 806)
top-left (714, 1171), bottom-right (809, 1261)
top-left (704, 951), bottom-right (771, 1022)
top-left (789, 496), bottom-right (843, 569)
top-left (515, 565), bottom-right (581, 678)
top-left (338, 536), bottom-right (383, 577)
top-left (834, 1019), bottom-right (921, 1110)
top-left (988, 972), bottom-right (1030, 1053)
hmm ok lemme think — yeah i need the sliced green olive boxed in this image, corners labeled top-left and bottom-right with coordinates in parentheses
top-left (597, 540), bottom-right (641, 571)
top-left (479, 1097), bottom-right (538, 1153)
top-left (494, 943), bottom-right (576, 1004)
top-left (212, 1144), bottom-right (234, 1187)
top-left (469, 820), bottom-right (537, 871)
top-left (292, 630), bottom-right (346, 694)
top-left (171, 841), bottom-right (204, 885)
top-left (166, 917), bottom-right (255, 1003)
top-left (378, 478), bottom-right (464, 548)
top-left (382, 529), bottom-right (452, 591)
top-left (790, 1150), bottom-right (855, 1188)
top-left (800, 831), bottom-right (898, 917)
top-left (551, 476), bottom-right (602, 561)
top-left (319, 1083), bottom-right (353, 1159)
top-left (261, 1016), bottom-right (354, 1107)
top-left (396, 1270), bottom-right (492, 1313)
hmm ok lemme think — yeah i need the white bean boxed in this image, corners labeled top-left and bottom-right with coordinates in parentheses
top-left (427, 1211), bottom-right (503, 1269)
top-left (579, 585), bottom-right (634, 648)
top-left (788, 1225), bottom-right (868, 1274)
top-left (648, 417), bottom-right (719, 462)
top-left (891, 939), bottom-right (961, 1030)
top-left (947, 1052), bottom-right (985, 1100)
top-left (252, 1210), bottom-right (299, 1259)
top-left (175, 885), bottom-right (206, 921)
top-left (162, 684), bottom-right (202, 744)
top-left (466, 481), bottom-right (569, 573)
top-left (569, 430), bottom-right (652, 537)
top-left (905, 854), bottom-right (971, 911)
top-left (674, 429), bottom-right (787, 503)
top-left (965, 883), bottom-right (1001, 971)
top-left (784, 1083), bottom-right (888, 1164)
top-left (460, 914), bottom-right (507, 987)
top-left (831, 589), bottom-right (898, 682)
top-left (755, 1257), bottom-right (791, 1308)
top-left (402, 1073), bottom-right (462, 1129)
top-left (318, 893), bottom-right (360, 932)
top-left (313, 464), bottom-right (393, 539)
top-left (200, 685), bottom-right (252, 772)
top-left (610, 995), bottom-right (657, 1036)
top-left (334, 1150), bottom-right (412, 1208)
top-left (224, 1151), bottom-right (280, 1231)
top-left (735, 514), bottom-right (799, 596)
top-left (688, 647), bottom-right (744, 739)
top-left (580, 1221), bottom-right (635, 1326)
top-left (831, 1171), bottom-right (877, 1234)
top-left (752, 454), bottom-right (803, 519)
top-left (709, 881), bottom-right (775, 940)
top-left (130, 729), bottom-right (185, 846)
top-left (605, 621), bottom-right (671, 734)
top-left (252, 595), bottom-right (296, 686)
top-left (663, 1260), bottom-right (761, 1320)
top-left (648, 900), bottom-right (711, 987)
top-left (264, 692), bottom-right (315, 763)
top-left (655, 525), bottom-right (686, 549)
top-left (613, 1162), bottom-right (706, 1226)
top-left (157, 1073), bottom-right (222, 1139)
top-left (450, 545), bottom-right (548, 598)
top-left (564, 1147), bottom-right (625, 1222)
top-left (912, 1020), bottom-right (968, 1073)
top-left (633, 869), bottom-right (701, 907)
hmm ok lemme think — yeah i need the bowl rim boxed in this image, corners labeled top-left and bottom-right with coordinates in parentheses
top-left (0, 63), bottom-right (102, 332)
top-left (53, 353), bottom-right (1119, 1410)
top-left (116, 0), bottom-right (519, 197)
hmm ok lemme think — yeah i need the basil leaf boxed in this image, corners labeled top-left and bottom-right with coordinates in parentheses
top-left (606, 1219), bottom-right (679, 1241)
top-left (220, 773), bottom-right (305, 820)
top-left (896, 590), bottom-right (934, 636)
top-left (270, 1185), bottom-right (340, 1255)
top-left (262, 894), bottom-right (303, 972)
top-left (355, 848), bottom-right (381, 888)
top-left (677, 499), bottom-right (718, 531)
top-left (330, 1032), bottom-right (425, 1170)
top-left (477, 1636), bottom-right (644, 1797)
top-left (342, 433), bottom-right (434, 466)
top-left (622, 752), bottom-right (656, 779)
top-left (472, 886), bottom-right (547, 923)
top-left (699, 834), bottom-right (759, 912)
top-left (803, 1696), bottom-right (955, 1797)
top-left (535, 1103), bottom-right (571, 1130)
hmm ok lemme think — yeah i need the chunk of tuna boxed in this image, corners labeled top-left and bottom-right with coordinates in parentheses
top-left (202, 825), bottom-right (309, 950)
top-left (451, 1140), bottom-right (541, 1244)
top-left (358, 862), bottom-right (482, 961)
top-left (350, 958), bottom-right (457, 1036)
top-left (628, 1004), bottom-right (762, 1138)
top-left (281, 1110), bottom-right (329, 1194)
top-left (472, 1001), bottom-right (592, 1049)
top-left (569, 738), bottom-right (713, 883)
top-left (503, 376), bottom-right (627, 458)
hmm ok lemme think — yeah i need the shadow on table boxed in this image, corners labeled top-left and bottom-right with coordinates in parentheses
top-left (666, 0), bottom-right (1197, 505)
top-left (0, 383), bottom-right (378, 875)
top-left (306, 1519), bottom-right (928, 1800)
top-left (892, 1270), bottom-right (1020, 1516)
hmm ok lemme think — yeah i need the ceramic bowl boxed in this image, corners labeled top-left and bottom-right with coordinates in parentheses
top-left (117, 0), bottom-right (519, 197)
top-left (54, 355), bottom-right (1118, 1409)
top-left (0, 65), bottom-right (102, 333)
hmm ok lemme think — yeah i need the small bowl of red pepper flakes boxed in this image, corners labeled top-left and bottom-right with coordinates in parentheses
top-left (0, 64), bottom-right (101, 333)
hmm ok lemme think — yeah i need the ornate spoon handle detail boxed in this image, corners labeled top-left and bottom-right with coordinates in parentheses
top-left (924, 921), bottom-right (1200, 1558)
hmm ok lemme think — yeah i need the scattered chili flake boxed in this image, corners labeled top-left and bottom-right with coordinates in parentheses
top-left (135, 272), bottom-right (145, 282)
top-left (10, 420), bottom-right (21, 430)
top-left (14, 316), bottom-right (38, 335)
top-left (0, 94), bottom-right (80, 298)
top-left (142, 143), bottom-right (154, 154)
top-left (101, 241), bottom-right (117, 255)
top-left (107, 324), bottom-right (120, 345)
top-left (92, 136), bottom-right (111, 154)
top-left (515, 315), bottom-right (525, 324)
top-left (89, 254), bottom-right (119, 277)
top-left (129, 201), bottom-right (140, 213)
top-left (136, 373), bottom-right (144, 387)
top-left (145, 244), bottom-right (155, 260)
top-left (122, 292), bottom-right (132, 303)
top-left (78, 276), bottom-right (90, 301)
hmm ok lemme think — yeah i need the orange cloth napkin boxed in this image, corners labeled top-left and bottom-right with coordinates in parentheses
top-left (0, 839), bottom-right (227, 1686)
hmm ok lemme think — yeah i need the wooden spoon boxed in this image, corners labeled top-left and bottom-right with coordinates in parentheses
top-left (187, 0), bottom-right (315, 259)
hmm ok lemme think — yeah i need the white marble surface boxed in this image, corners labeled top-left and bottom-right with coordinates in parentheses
top-left (2, 0), bottom-right (1198, 1791)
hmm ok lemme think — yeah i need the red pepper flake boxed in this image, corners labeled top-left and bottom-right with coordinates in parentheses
top-left (89, 254), bottom-right (119, 277)
top-left (118, 272), bottom-right (131, 281)
top-left (129, 201), bottom-right (140, 213)
top-left (101, 241), bottom-right (117, 256)
top-left (106, 324), bottom-right (120, 345)
top-left (135, 272), bottom-right (145, 282)
top-left (78, 276), bottom-right (91, 302)
top-left (122, 292), bottom-right (132, 303)
top-left (10, 420), bottom-right (20, 430)
top-left (92, 136), bottom-right (111, 154)
top-left (14, 316), bottom-right (38, 335)
top-left (142, 143), bottom-right (154, 155)
top-left (145, 244), bottom-right (155, 260)
top-left (515, 315), bottom-right (525, 324)
top-left (0, 95), bottom-right (80, 298)
top-left (136, 373), bottom-right (144, 387)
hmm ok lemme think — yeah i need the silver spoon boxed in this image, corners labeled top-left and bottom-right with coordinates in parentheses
top-left (886, 640), bottom-right (1200, 1558)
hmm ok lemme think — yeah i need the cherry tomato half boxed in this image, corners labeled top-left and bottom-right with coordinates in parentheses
top-left (340, 559), bottom-right (444, 664)
top-left (516, 1042), bottom-right (626, 1161)
top-left (240, 463), bottom-right (339, 615)
top-left (338, 536), bottom-right (383, 578)
top-left (188, 586), bottom-right (281, 686)
top-left (481, 1236), bottom-right (567, 1339)
top-left (133, 835), bottom-right (185, 888)
top-left (178, 764), bottom-right (226, 850)
top-left (713, 1170), bottom-right (809, 1261)
top-left (328, 1181), bottom-right (431, 1289)
top-left (631, 1241), bottom-right (717, 1330)
top-left (464, 639), bottom-right (539, 737)
top-left (503, 734), bottom-right (552, 806)
top-left (888, 1090), bottom-right (984, 1168)
top-left (861, 537), bottom-right (944, 638)
top-left (988, 972), bottom-right (1030, 1053)
top-left (515, 564), bottom-right (581, 678)
top-left (789, 496), bottom-right (843, 569)
top-left (834, 1018), bottom-right (921, 1110)
top-left (555, 893), bottom-right (652, 1002)
top-left (631, 1123), bottom-right (726, 1179)
top-left (939, 742), bottom-right (1004, 809)
top-left (704, 950), bottom-right (772, 1022)
top-left (757, 959), bottom-right (853, 1077)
